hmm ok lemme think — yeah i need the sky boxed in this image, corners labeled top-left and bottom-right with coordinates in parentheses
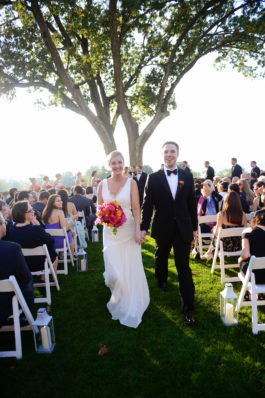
top-left (1, 53), bottom-right (265, 181)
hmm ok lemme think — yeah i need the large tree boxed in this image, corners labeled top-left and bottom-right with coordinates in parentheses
top-left (1, 1), bottom-right (265, 164)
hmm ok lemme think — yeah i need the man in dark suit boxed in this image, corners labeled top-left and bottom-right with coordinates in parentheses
top-left (0, 214), bottom-right (34, 326)
top-left (231, 158), bottom-right (242, 178)
top-left (141, 142), bottom-right (198, 325)
top-left (204, 161), bottom-right (215, 181)
top-left (250, 161), bottom-right (260, 178)
top-left (134, 165), bottom-right (147, 206)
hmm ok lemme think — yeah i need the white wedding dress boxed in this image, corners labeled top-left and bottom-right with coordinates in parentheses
top-left (102, 177), bottom-right (150, 328)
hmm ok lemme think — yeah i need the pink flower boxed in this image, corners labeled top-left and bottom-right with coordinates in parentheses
top-left (96, 201), bottom-right (127, 235)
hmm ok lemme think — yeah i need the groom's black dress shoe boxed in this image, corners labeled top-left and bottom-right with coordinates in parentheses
top-left (183, 311), bottom-right (195, 325)
top-left (158, 281), bottom-right (168, 292)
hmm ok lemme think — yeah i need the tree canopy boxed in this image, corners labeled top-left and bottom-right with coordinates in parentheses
top-left (1, 0), bottom-right (265, 164)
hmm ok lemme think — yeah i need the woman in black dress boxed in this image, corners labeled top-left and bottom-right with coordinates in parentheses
top-left (9, 201), bottom-right (58, 273)
top-left (239, 209), bottom-right (265, 288)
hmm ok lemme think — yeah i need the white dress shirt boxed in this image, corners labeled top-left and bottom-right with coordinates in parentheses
top-left (164, 166), bottom-right (178, 199)
top-left (136, 173), bottom-right (142, 181)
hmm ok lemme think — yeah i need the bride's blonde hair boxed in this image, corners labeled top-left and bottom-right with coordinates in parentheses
top-left (107, 151), bottom-right (124, 166)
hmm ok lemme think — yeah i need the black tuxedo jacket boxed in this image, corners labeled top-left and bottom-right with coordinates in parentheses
top-left (231, 164), bottom-right (242, 178)
top-left (141, 168), bottom-right (197, 242)
top-left (69, 194), bottom-right (96, 216)
top-left (134, 172), bottom-right (148, 204)
top-left (206, 166), bottom-right (215, 181)
top-left (0, 240), bottom-right (34, 325)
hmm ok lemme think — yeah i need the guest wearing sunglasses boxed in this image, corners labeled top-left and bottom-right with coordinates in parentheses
top-left (8, 201), bottom-right (58, 273)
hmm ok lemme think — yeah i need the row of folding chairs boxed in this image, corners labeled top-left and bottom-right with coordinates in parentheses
top-left (0, 212), bottom-right (91, 359)
top-left (197, 215), bottom-right (265, 334)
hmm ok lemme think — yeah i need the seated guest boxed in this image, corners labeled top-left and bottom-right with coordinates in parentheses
top-left (232, 176), bottom-right (240, 183)
top-left (197, 179), bottom-right (223, 233)
top-left (250, 172), bottom-right (258, 190)
top-left (17, 190), bottom-right (34, 205)
top-left (43, 194), bottom-right (75, 255)
top-left (58, 189), bottom-right (87, 249)
top-left (258, 175), bottom-right (265, 184)
top-left (6, 188), bottom-right (17, 206)
top-left (85, 186), bottom-right (97, 204)
top-left (238, 210), bottom-right (265, 297)
top-left (0, 200), bottom-right (9, 219)
top-left (0, 200), bottom-right (12, 238)
top-left (202, 191), bottom-right (247, 260)
top-left (240, 173), bottom-right (249, 180)
top-left (47, 188), bottom-right (56, 195)
top-left (9, 201), bottom-right (58, 273)
top-left (252, 181), bottom-right (265, 212)
top-left (0, 214), bottom-right (34, 326)
top-left (229, 183), bottom-right (249, 213)
top-left (218, 181), bottom-right (229, 199)
top-left (194, 181), bottom-right (202, 204)
top-left (213, 176), bottom-right (221, 192)
top-left (238, 179), bottom-right (254, 207)
top-left (30, 191), bottom-right (38, 204)
top-left (70, 185), bottom-right (96, 229)
top-left (33, 191), bottom-right (50, 215)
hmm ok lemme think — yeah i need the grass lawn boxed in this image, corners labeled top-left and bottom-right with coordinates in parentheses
top-left (1, 234), bottom-right (265, 398)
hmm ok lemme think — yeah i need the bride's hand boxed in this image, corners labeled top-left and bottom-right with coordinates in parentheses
top-left (135, 230), bottom-right (142, 245)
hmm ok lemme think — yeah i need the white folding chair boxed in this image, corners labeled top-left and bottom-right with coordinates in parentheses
top-left (45, 228), bottom-right (74, 275)
top-left (77, 211), bottom-right (89, 240)
top-left (0, 276), bottom-right (36, 359)
top-left (237, 256), bottom-right (265, 334)
top-left (197, 215), bottom-right (217, 258)
top-left (211, 227), bottom-right (245, 283)
top-left (22, 245), bottom-right (60, 305)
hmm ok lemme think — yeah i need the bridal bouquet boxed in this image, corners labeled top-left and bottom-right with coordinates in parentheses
top-left (96, 201), bottom-right (127, 235)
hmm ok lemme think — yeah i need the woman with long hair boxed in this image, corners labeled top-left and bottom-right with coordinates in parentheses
top-left (202, 191), bottom-right (247, 260)
top-left (42, 194), bottom-right (75, 255)
top-left (238, 179), bottom-right (254, 206)
top-left (97, 150), bottom-right (149, 328)
top-left (58, 189), bottom-right (87, 249)
top-left (239, 210), bottom-right (265, 299)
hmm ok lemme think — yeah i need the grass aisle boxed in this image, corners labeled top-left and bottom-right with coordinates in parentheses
top-left (1, 235), bottom-right (265, 398)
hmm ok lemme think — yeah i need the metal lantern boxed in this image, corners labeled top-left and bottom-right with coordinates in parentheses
top-left (33, 308), bottom-right (55, 353)
top-left (220, 283), bottom-right (238, 326)
top-left (92, 225), bottom-right (99, 242)
top-left (75, 248), bottom-right (88, 272)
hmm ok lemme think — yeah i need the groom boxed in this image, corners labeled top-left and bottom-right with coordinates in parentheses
top-left (141, 141), bottom-right (198, 325)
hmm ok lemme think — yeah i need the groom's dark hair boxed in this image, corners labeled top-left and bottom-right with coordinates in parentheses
top-left (162, 141), bottom-right (179, 151)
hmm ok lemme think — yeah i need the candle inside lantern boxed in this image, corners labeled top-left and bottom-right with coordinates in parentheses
top-left (81, 258), bottom-right (86, 271)
top-left (41, 325), bottom-right (52, 350)
top-left (225, 303), bottom-right (234, 324)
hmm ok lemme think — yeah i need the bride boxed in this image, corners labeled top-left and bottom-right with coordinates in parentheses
top-left (97, 151), bottom-right (150, 328)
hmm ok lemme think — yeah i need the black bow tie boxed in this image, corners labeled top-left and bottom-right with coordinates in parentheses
top-left (167, 169), bottom-right (178, 176)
